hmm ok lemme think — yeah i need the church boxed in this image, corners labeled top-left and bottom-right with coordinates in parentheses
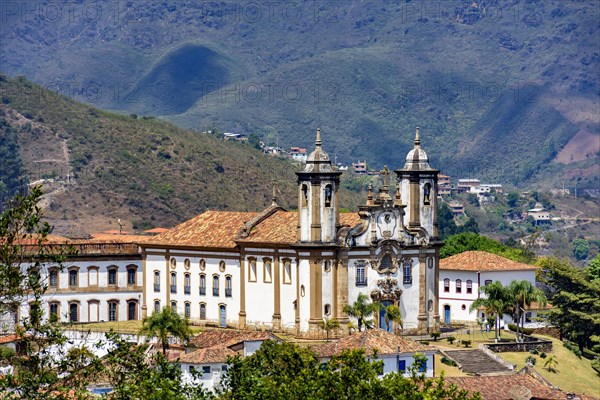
top-left (140, 128), bottom-right (441, 335)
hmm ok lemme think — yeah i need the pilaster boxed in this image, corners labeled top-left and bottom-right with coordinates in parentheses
top-left (272, 252), bottom-right (281, 330)
top-left (239, 252), bottom-right (247, 328)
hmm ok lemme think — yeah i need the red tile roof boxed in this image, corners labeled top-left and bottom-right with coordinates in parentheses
top-left (312, 329), bottom-right (434, 358)
top-left (179, 346), bottom-right (235, 364)
top-left (440, 251), bottom-right (538, 272)
top-left (446, 373), bottom-right (597, 400)
top-left (189, 329), bottom-right (277, 349)
top-left (0, 334), bottom-right (18, 344)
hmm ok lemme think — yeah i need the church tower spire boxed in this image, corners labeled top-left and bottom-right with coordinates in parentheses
top-left (296, 128), bottom-right (342, 243)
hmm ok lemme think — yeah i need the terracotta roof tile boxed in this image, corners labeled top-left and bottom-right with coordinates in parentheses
top-left (179, 346), bottom-right (235, 364)
top-left (146, 211), bottom-right (257, 248)
top-left (0, 334), bottom-right (18, 344)
top-left (84, 234), bottom-right (153, 244)
top-left (312, 330), bottom-right (434, 358)
top-left (445, 373), bottom-right (597, 400)
top-left (189, 329), bottom-right (277, 349)
top-left (440, 251), bottom-right (538, 272)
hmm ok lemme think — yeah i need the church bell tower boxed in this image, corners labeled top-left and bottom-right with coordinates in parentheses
top-left (296, 129), bottom-right (342, 243)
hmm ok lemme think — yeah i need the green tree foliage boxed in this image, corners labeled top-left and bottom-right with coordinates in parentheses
top-left (0, 117), bottom-right (24, 208)
top-left (343, 293), bottom-right (379, 332)
top-left (247, 133), bottom-right (262, 150)
top-left (220, 340), bottom-right (480, 400)
top-left (588, 254), bottom-right (600, 282)
top-left (438, 202), bottom-right (458, 239)
top-left (140, 306), bottom-right (192, 355)
top-left (384, 304), bottom-right (403, 331)
top-left (469, 281), bottom-right (512, 340)
top-left (319, 317), bottom-right (340, 341)
top-left (572, 238), bottom-right (591, 260)
top-left (506, 280), bottom-right (547, 342)
top-left (440, 232), bottom-right (534, 263)
top-left (538, 257), bottom-right (600, 352)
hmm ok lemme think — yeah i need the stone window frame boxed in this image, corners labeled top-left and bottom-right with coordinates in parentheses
top-left (107, 265), bottom-right (118, 287)
top-left (324, 184), bottom-right (333, 207)
top-left (324, 304), bottom-right (331, 316)
top-left (49, 301), bottom-right (60, 320)
top-left (199, 302), bottom-right (207, 320)
top-left (170, 301), bottom-right (177, 311)
top-left (126, 265), bottom-right (138, 286)
top-left (184, 272), bottom-right (191, 295)
top-left (225, 275), bottom-right (232, 298)
top-left (455, 279), bottom-right (462, 293)
top-left (355, 261), bottom-right (367, 287)
top-left (87, 299), bottom-right (100, 322)
top-left (154, 299), bottom-right (160, 314)
top-left (127, 299), bottom-right (138, 320)
top-left (184, 301), bottom-right (191, 318)
top-left (154, 270), bottom-right (161, 292)
top-left (170, 272), bottom-right (177, 294)
top-left (108, 299), bottom-right (119, 322)
top-left (323, 260), bottom-right (331, 273)
top-left (87, 266), bottom-right (99, 288)
top-left (466, 280), bottom-right (473, 294)
top-left (443, 278), bottom-right (450, 292)
top-left (68, 267), bottom-right (80, 288)
top-left (212, 274), bottom-right (220, 296)
top-left (301, 184), bottom-right (309, 208)
top-left (282, 258), bottom-right (292, 284)
top-left (248, 257), bottom-right (257, 282)
top-left (48, 267), bottom-right (60, 288)
top-left (263, 258), bottom-right (272, 283)
top-left (199, 273), bottom-right (206, 295)
top-left (68, 301), bottom-right (80, 322)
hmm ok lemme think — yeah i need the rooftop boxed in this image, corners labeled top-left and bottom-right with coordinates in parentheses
top-left (312, 329), bottom-right (434, 358)
top-left (179, 346), bottom-right (235, 365)
top-left (189, 330), bottom-right (278, 350)
top-left (440, 251), bottom-right (538, 272)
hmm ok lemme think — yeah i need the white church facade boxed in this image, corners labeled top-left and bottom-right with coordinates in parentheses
top-left (140, 128), bottom-right (442, 335)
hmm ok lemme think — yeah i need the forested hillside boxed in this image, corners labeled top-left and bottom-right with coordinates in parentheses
top-left (1, 0), bottom-right (598, 189)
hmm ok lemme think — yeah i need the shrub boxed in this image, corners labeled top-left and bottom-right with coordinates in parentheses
top-left (430, 332), bottom-right (441, 341)
top-left (563, 341), bottom-right (583, 358)
top-left (591, 358), bottom-right (600, 376)
top-left (540, 352), bottom-right (547, 359)
top-left (529, 348), bottom-right (539, 355)
top-left (507, 323), bottom-right (534, 335)
top-left (441, 357), bottom-right (457, 367)
top-left (446, 336), bottom-right (456, 344)
top-left (462, 340), bottom-right (471, 348)
top-left (421, 341), bottom-right (429, 345)
top-left (0, 346), bottom-right (16, 364)
top-left (525, 356), bottom-right (536, 365)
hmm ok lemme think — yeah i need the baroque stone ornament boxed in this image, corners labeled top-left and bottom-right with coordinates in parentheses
top-left (372, 240), bottom-right (400, 274)
top-left (370, 277), bottom-right (402, 302)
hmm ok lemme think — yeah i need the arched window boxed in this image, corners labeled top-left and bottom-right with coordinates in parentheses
top-left (283, 259), bottom-right (292, 284)
top-left (170, 272), bottom-right (177, 293)
top-left (154, 300), bottom-right (160, 314)
top-left (324, 260), bottom-right (331, 272)
top-left (248, 258), bottom-right (257, 282)
top-left (443, 278), bottom-right (450, 292)
top-left (49, 268), bottom-right (59, 288)
top-left (423, 182), bottom-right (431, 205)
top-left (68, 268), bottom-right (79, 288)
top-left (170, 301), bottom-right (177, 311)
top-left (456, 279), bottom-right (462, 293)
top-left (199, 274), bottom-right (206, 295)
top-left (324, 184), bottom-right (332, 207)
top-left (324, 304), bottom-right (331, 316)
top-left (403, 261), bottom-right (412, 284)
top-left (213, 275), bottom-right (220, 296)
top-left (484, 280), bottom-right (492, 286)
top-left (466, 280), bottom-right (473, 294)
top-left (200, 303), bottom-right (206, 320)
top-left (225, 276), bottom-right (232, 298)
top-left (184, 273), bottom-right (191, 294)
top-left (154, 271), bottom-right (160, 292)
top-left (301, 185), bottom-right (308, 207)
top-left (184, 302), bottom-right (191, 318)
top-left (69, 303), bottom-right (78, 322)
top-left (127, 266), bottom-right (137, 286)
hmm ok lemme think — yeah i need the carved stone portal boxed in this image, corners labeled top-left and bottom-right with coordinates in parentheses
top-left (370, 277), bottom-right (402, 302)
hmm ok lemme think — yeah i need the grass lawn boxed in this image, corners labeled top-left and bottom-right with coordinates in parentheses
top-left (434, 355), bottom-right (467, 377)
top-left (497, 335), bottom-right (599, 398)
top-left (431, 329), bottom-right (516, 349)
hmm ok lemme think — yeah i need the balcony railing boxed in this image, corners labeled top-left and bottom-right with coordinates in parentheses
top-left (355, 278), bottom-right (367, 287)
top-left (154, 284), bottom-right (160, 292)
top-left (170, 285), bottom-right (177, 294)
top-left (213, 288), bottom-right (219, 296)
top-left (184, 286), bottom-right (191, 295)
top-left (225, 288), bottom-right (232, 298)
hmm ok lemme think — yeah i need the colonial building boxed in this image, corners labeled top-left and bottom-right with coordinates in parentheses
top-left (140, 128), bottom-right (442, 335)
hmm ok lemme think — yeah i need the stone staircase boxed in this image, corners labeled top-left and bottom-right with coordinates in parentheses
top-left (443, 349), bottom-right (514, 375)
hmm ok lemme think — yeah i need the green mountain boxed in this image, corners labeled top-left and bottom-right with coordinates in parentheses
top-left (1, 0), bottom-right (598, 190)
top-left (0, 74), bottom-right (363, 235)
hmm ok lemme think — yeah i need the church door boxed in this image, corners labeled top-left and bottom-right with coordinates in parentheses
top-left (444, 305), bottom-right (451, 324)
top-left (379, 300), bottom-right (393, 332)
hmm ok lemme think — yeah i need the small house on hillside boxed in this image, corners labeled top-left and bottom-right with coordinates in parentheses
top-left (312, 330), bottom-right (436, 378)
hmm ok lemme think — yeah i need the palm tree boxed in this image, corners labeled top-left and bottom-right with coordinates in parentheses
top-left (343, 293), bottom-right (379, 332)
top-left (384, 304), bottom-right (403, 333)
top-left (140, 306), bottom-right (191, 355)
top-left (469, 281), bottom-right (511, 340)
top-left (507, 280), bottom-right (547, 342)
top-left (319, 317), bottom-right (340, 341)
top-left (544, 355), bottom-right (558, 372)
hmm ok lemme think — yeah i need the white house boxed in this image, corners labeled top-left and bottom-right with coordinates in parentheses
top-left (312, 329), bottom-right (436, 377)
top-left (438, 251), bottom-right (539, 326)
top-left (179, 330), bottom-right (278, 390)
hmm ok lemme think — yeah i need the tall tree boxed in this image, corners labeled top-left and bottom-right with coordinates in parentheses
top-left (507, 280), bottom-right (547, 342)
top-left (384, 304), bottom-right (403, 332)
top-left (469, 281), bottom-right (512, 340)
top-left (539, 257), bottom-right (600, 352)
top-left (319, 317), bottom-right (340, 341)
top-left (140, 306), bottom-right (191, 355)
top-left (343, 293), bottom-right (379, 332)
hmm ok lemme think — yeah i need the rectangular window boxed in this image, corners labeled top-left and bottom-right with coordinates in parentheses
top-left (249, 260), bottom-right (257, 282)
top-left (200, 274), bottom-right (206, 296)
top-left (69, 303), bottom-right (78, 322)
top-left (419, 361), bottom-right (427, 373)
top-left (49, 270), bottom-right (58, 287)
top-left (154, 301), bottom-right (160, 314)
top-left (184, 274), bottom-right (191, 295)
top-left (108, 269), bottom-right (117, 285)
top-left (109, 302), bottom-right (117, 321)
top-left (283, 261), bottom-right (292, 284)
top-left (398, 360), bottom-right (406, 372)
top-left (200, 303), bottom-right (206, 320)
top-left (484, 280), bottom-right (492, 286)
top-left (170, 272), bottom-right (177, 294)
top-left (456, 280), bottom-right (462, 294)
top-left (202, 366), bottom-right (211, 375)
top-left (225, 276), bottom-right (232, 298)
top-left (264, 260), bottom-right (272, 283)
top-left (403, 262), bottom-right (412, 284)
top-left (443, 279), bottom-right (450, 292)
top-left (69, 270), bottom-right (78, 287)
top-left (127, 269), bottom-right (136, 285)
top-left (49, 303), bottom-right (59, 318)
top-left (154, 271), bottom-right (160, 292)
top-left (356, 263), bottom-right (367, 286)
top-left (213, 276), bottom-right (220, 296)
top-left (466, 280), bottom-right (473, 294)
top-left (185, 302), bottom-right (191, 318)
top-left (222, 365), bottom-right (228, 372)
